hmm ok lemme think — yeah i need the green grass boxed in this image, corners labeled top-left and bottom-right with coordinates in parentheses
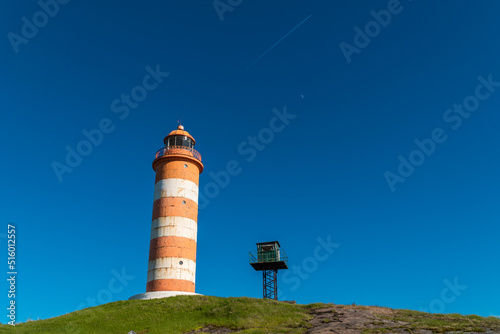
top-left (2, 296), bottom-right (499, 334)
top-left (0, 296), bottom-right (312, 334)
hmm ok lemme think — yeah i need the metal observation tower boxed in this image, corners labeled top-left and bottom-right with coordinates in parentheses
top-left (249, 241), bottom-right (288, 300)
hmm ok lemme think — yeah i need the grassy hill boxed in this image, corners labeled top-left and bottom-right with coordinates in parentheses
top-left (1, 296), bottom-right (499, 334)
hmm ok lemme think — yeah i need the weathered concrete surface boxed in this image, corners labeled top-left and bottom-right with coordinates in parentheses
top-left (308, 306), bottom-right (407, 334)
top-left (306, 305), bottom-right (500, 334)
top-left (182, 304), bottom-right (500, 334)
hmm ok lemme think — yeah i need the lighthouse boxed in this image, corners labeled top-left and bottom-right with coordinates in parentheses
top-left (130, 125), bottom-right (203, 300)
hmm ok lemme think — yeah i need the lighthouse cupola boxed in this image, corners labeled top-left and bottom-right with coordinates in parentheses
top-left (163, 125), bottom-right (196, 148)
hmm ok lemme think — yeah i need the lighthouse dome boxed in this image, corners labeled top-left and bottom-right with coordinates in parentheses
top-left (163, 125), bottom-right (196, 147)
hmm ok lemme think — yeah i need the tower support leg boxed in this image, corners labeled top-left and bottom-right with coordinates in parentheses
top-left (262, 269), bottom-right (278, 300)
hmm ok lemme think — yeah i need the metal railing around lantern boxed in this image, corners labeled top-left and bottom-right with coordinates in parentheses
top-left (154, 146), bottom-right (202, 162)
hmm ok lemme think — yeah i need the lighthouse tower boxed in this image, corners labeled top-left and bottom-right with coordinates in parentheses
top-left (130, 125), bottom-right (203, 300)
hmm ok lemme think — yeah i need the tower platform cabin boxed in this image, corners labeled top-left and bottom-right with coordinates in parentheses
top-left (249, 241), bottom-right (288, 300)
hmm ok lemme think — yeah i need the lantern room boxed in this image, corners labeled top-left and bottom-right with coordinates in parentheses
top-left (163, 125), bottom-right (196, 148)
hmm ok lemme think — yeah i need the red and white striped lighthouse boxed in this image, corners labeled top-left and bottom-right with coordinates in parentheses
top-left (131, 125), bottom-right (203, 300)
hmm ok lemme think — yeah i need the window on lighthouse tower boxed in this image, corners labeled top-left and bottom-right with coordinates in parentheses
top-left (166, 135), bottom-right (194, 148)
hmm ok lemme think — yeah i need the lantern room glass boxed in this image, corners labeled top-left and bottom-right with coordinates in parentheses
top-left (165, 135), bottom-right (194, 148)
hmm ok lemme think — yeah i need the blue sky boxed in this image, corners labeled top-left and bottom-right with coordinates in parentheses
top-left (1, 0), bottom-right (500, 323)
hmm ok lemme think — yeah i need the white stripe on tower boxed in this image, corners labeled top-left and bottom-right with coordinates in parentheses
top-left (147, 258), bottom-right (197, 283)
top-left (150, 217), bottom-right (198, 242)
top-left (153, 178), bottom-right (199, 204)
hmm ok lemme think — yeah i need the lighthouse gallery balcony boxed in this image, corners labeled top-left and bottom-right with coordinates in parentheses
top-left (154, 146), bottom-right (202, 162)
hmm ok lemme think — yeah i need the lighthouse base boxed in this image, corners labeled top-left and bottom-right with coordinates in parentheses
top-left (129, 291), bottom-right (201, 300)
